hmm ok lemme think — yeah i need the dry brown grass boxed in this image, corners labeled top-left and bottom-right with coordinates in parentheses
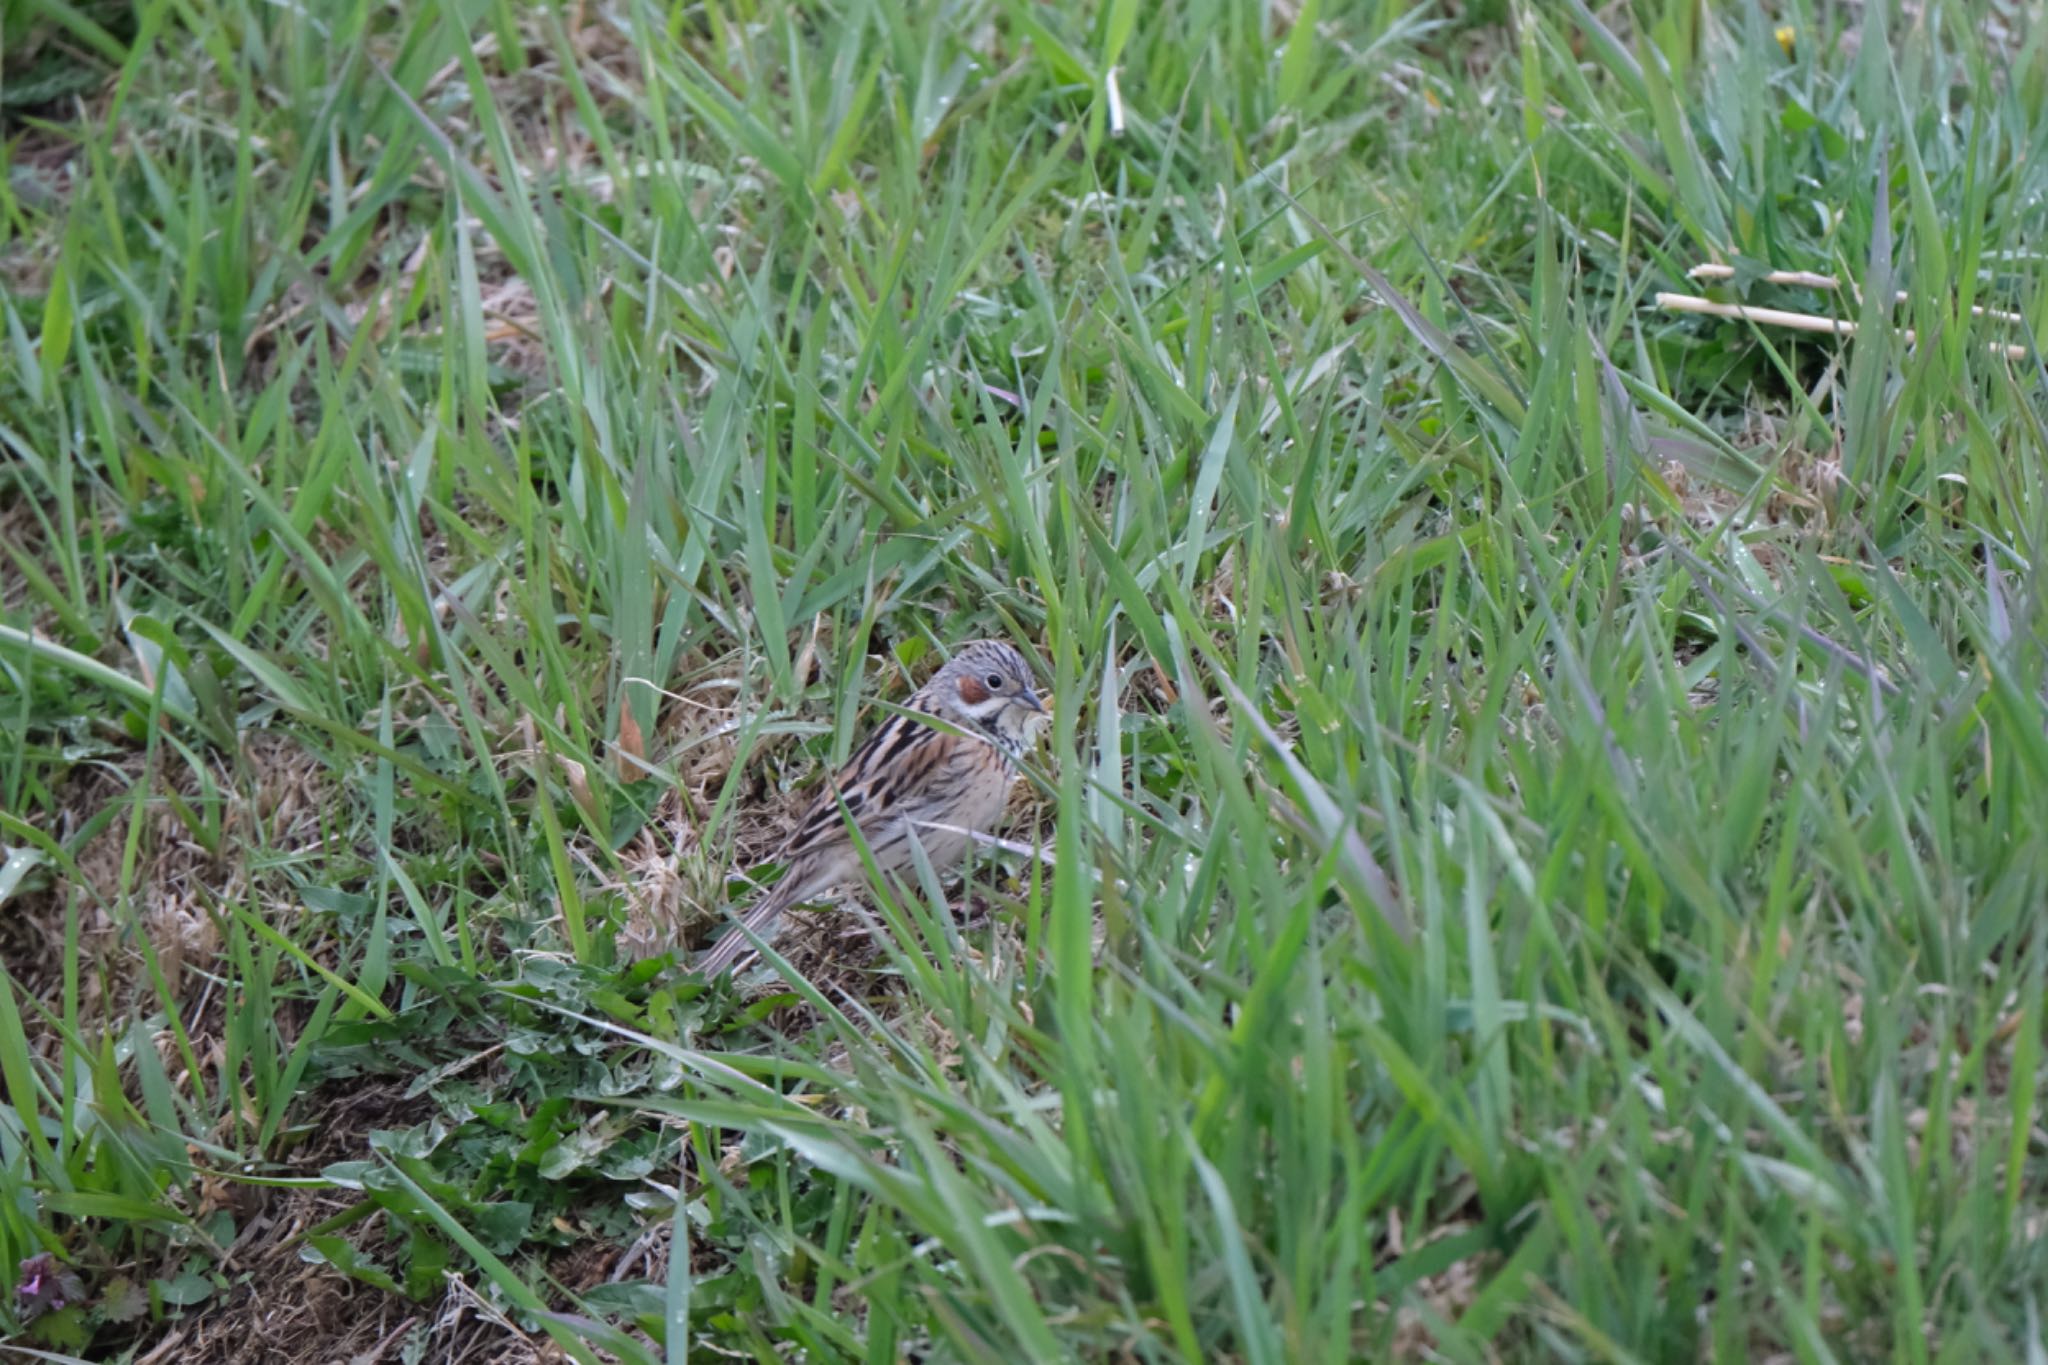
top-left (11, 729), bottom-right (331, 1043)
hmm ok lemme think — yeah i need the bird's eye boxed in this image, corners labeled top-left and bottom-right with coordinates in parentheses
top-left (984, 673), bottom-right (1005, 690)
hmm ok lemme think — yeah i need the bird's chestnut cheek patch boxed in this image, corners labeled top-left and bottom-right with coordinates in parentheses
top-left (955, 675), bottom-right (990, 706)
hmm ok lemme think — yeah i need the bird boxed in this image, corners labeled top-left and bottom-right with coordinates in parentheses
top-left (695, 637), bottom-right (1047, 978)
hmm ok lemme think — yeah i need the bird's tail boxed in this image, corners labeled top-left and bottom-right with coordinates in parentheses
top-left (694, 878), bottom-right (800, 978)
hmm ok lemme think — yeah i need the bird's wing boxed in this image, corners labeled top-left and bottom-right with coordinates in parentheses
top-left (776, 705), bottom-right (957, 862)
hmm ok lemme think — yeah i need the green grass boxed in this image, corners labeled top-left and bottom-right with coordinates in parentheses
top-left (4, 0), bottom-right (2048, 1358)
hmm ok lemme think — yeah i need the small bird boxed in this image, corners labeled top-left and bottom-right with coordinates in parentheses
top-left (695, 637), bottom-right (1047, 978)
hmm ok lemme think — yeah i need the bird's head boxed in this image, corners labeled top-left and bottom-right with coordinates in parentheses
top-left (930, 638), bottom-right (1046, 750)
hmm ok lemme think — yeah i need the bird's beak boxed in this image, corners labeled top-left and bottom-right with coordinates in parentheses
top-left (1023, 689), bottom-right (1048, 715)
